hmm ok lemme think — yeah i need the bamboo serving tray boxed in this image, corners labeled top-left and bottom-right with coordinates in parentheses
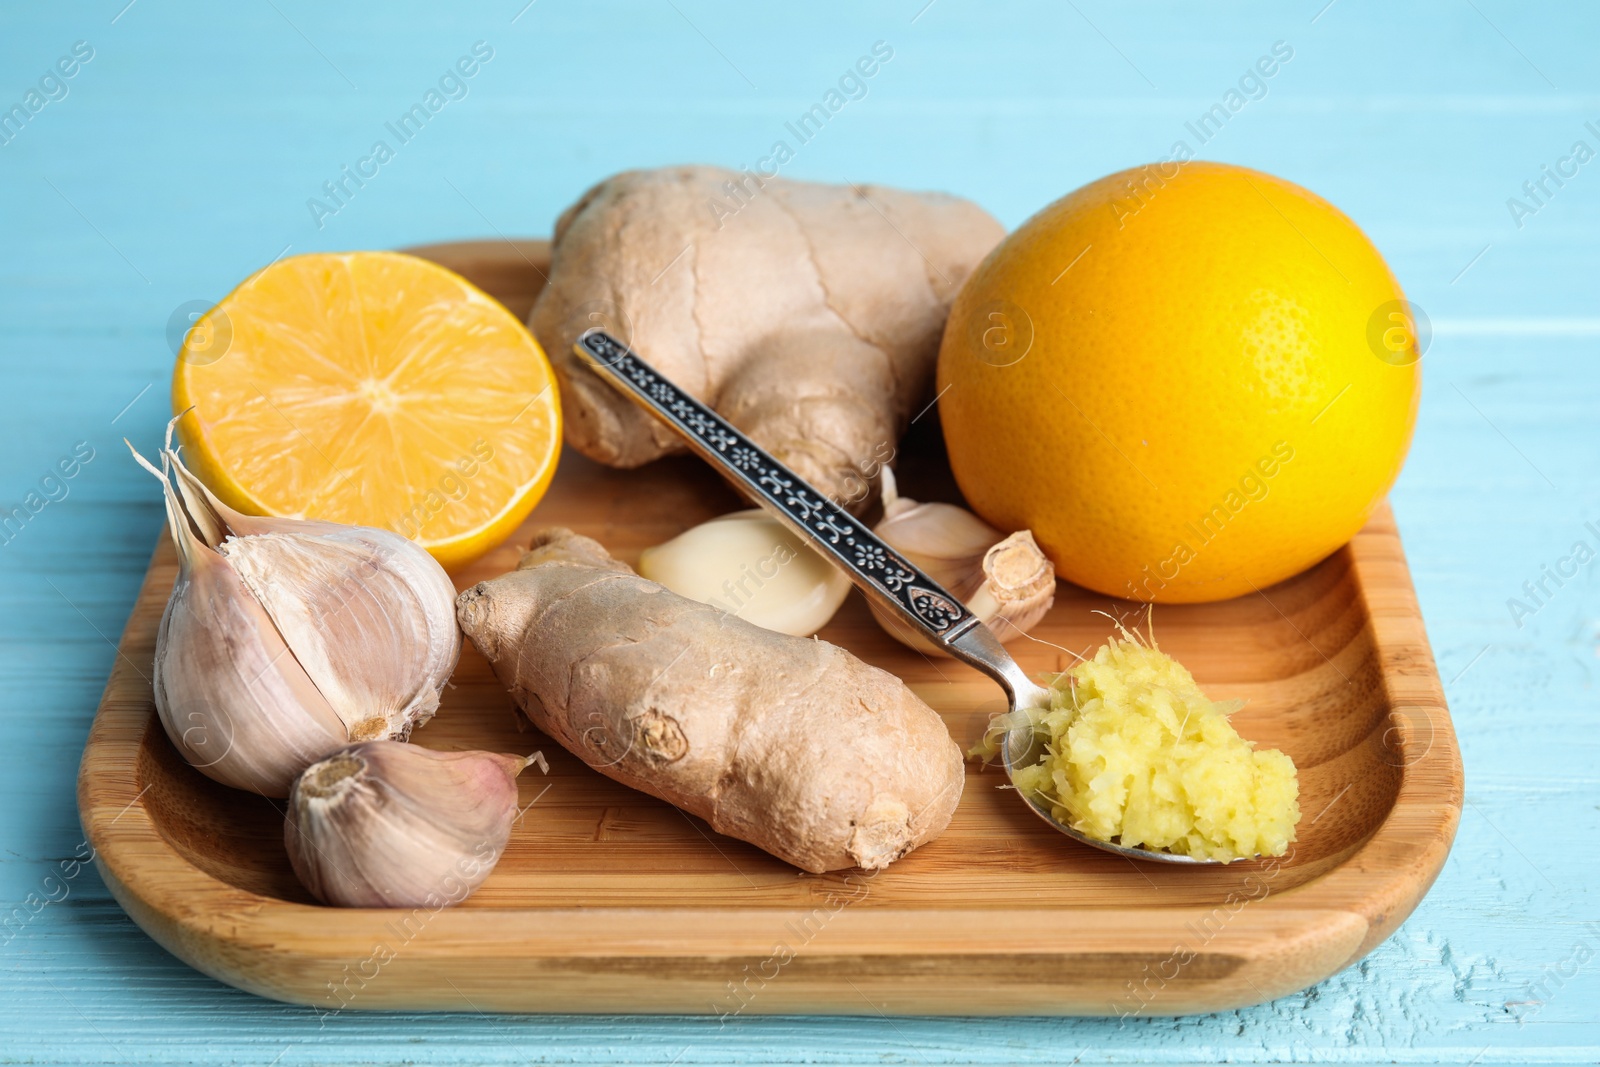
top-left (78, 241), bottom-right (1462, 1016)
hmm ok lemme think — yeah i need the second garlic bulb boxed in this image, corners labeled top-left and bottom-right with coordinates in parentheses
top-left (638, 510), bottom-right (851, 637)
top-left (285, 741), bottom-right (530, 908)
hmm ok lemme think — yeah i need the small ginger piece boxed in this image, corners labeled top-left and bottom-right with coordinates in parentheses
top-left (456, 529), bottom-right (964, 873)
top-left (529, 165), bottom-right (1004, 508)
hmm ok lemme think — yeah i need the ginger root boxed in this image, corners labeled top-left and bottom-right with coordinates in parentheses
top-left (455, 528), bottom-right (964, 872)
top-left (529, 165), bottom-right (1003, 508)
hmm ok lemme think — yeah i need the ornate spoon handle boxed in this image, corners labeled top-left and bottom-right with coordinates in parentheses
top-left (574, 328), bottom-right (981, 648)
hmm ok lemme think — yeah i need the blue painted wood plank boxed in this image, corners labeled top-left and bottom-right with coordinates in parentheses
top-left (2, 0), bottom-right (1597, 1062)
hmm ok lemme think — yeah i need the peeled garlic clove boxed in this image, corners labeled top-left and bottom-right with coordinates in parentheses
top-left (638, 509), bottom-right (850, 637)
top-left (285, 741), bottom-right (529, 908)
top-left (870, 468), bottom-right (1055, 656)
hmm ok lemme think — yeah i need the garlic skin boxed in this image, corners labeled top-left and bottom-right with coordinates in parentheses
top-left (151, 516), bottom-right (348, 796)
top-left (638, 509), bottom-right (851, 637)
top-left (285, 741), bottom-right (529, 908)
top-left (870, 467), bottom-right (1055, 656)
top-left (133, 417), bottom-right (461, 796)
top-left (222, 525), bottom-right (460, 742)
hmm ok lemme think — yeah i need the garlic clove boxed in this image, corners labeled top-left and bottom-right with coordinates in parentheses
top-left (222, 525), bottom-right (460, 741)
top-left (132, 443), bottom-right (349, 796)
top-left (870, 468), bottom-right (1056, 656)
top-left (154, 547), bottom-right (349, 796)
top-left (873, 467), bottom-right (1004, 599)
top-left (964, 530), bottom-right (1057, 640)
top-left (638, 509), bottom-right (851, 637)
top-left (285, 741), bottom-right (530, 908)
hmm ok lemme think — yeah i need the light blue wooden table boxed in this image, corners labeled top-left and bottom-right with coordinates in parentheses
top-left (3, 1), bottom-right (1595, 1062)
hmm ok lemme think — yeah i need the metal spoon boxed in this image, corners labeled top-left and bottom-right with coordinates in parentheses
top-left (574, 328), bottom-right (1223, 865)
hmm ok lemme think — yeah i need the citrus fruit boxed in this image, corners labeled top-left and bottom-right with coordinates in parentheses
top-left (172, 251), bottom-right (561, 569)
top-left (937, 162), bottom-right (1420, 602)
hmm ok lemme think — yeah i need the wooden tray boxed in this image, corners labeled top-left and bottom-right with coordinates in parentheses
top-left (78, 241), bottom-right (1462, 1016)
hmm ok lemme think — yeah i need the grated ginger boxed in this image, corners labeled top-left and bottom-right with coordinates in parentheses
top-left (973, 636), bottom-right (1299, 861)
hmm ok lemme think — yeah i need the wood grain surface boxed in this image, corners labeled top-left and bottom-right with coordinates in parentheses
top-left (75, 241), bottom-right (1461, 1016)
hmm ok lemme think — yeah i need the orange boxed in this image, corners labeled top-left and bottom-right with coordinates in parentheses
top-left (172, 251), bottom-right (561, 569)
top-left (937, 162), bottom-right (1421, 602)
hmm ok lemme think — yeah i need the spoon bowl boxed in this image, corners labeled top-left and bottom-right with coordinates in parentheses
top-left (947, 621), bottom-right (1225, 865)
top-left (998, 701), bottom-right (1218, 866)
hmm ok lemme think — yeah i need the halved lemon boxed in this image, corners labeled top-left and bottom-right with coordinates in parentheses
top-left (172, 251), bottom-right (561, 569)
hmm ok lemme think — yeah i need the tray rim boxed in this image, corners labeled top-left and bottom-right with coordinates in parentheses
top-left (77, 498), bottom-right (1462, 1017)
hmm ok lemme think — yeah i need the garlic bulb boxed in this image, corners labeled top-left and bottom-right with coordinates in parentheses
top-left (132, 417), bottom-right (461, 796)
top-left (870, 467), bottom-right (1055, 656)
top-left (285, 741), bottom-right (529, 908)
top-left (638, 509), bottom-right (851, 636)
